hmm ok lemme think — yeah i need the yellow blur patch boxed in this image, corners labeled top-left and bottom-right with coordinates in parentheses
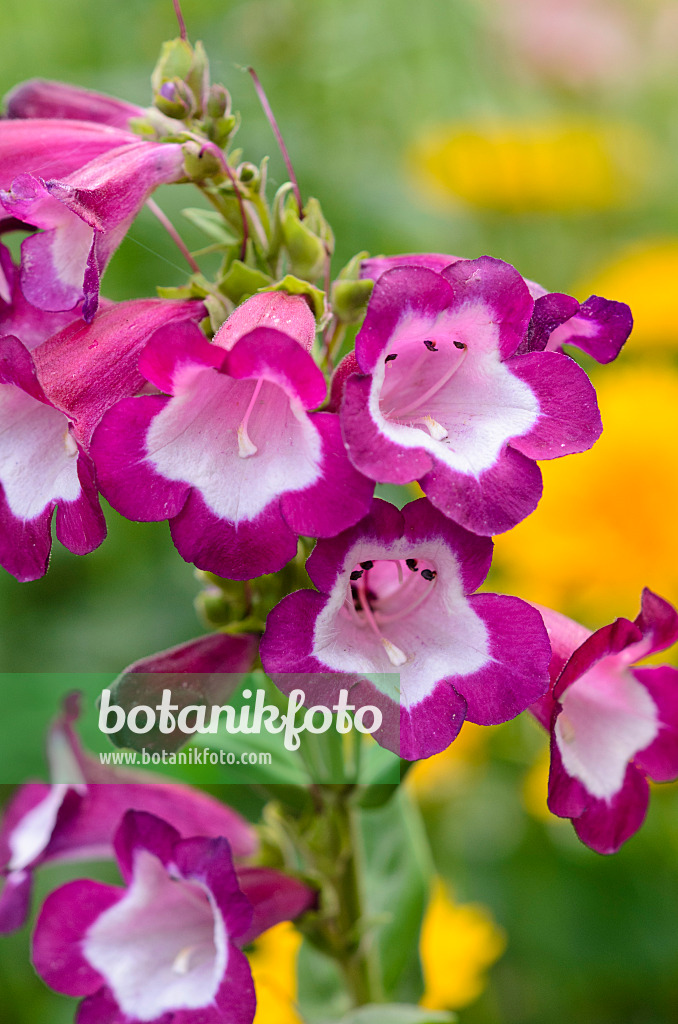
top-left (420, 879), bottom-right (506, 1010)
top-left (407, 722), bottom-right (490, 799)
top-left (248, 922), bottom-right (303, 1024)
top-left (410, 119), bottom-right (650, 213)
top-left (582, 240), bottom-right (678, 347)
top-left (493, 364), bottom-right (678, 629)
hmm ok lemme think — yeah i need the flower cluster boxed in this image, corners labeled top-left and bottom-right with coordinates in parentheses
top-left (1, 23), bottom-right (673, 1024)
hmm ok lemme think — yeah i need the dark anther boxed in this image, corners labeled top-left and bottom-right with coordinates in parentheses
top-left (423, 339), bottom-right (438, 352)
top-left (421, 568), bottom-right (437, 581)
top-left (453, 340), bottom-right (466, 350)
top-left (385, 353), bottom-right (397, 363)
top-left (350, 570), bottom-right (363, 581)
top-left (405, 558), bottom-right (418, 571)
top-left (360, 560), bottom-right (374, 570)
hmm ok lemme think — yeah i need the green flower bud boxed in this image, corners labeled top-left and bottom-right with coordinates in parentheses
top-left (206, 83), bottom-right (231, 119)
top-left (182, 140), bottom-right (223, 181)
top-left (154, 78), bottom-right (196, 120)
top-left (331, 278), bottom-right (374, 324)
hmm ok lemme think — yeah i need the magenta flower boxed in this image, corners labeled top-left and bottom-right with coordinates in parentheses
top-left (91, 293), bottom-right (374, 579)
top-left (360, 252), bottom-right (632, 364)
top-left (260, 497), bottom-right (551, 760)
top-left (0, 297), bottom-right (204, 580)
top-left (5, 79), bottom-right (145, 129)
top-left (0, 672), bottom-right (258, 933)
top-left (0, 334), bottom-right (105, 581)
top-left (32, 811), bottom-right (258, 1024)
top-left (32, 810), bottom-right (314, 1024)
top-left (1, 138), bottom-right (186, 320)
top-left (532, 590), bottom-right (678, 854)
top-left (339, 256), bottom-right (602, 535)
top-left (0, 243), bottom-right (86, 348)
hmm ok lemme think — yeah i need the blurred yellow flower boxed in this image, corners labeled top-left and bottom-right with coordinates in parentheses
top-left (420, 879), bottom-right (507, 1010)
top-left (582, 240), bottom-right (678, 347)
top-left (410, 119), bottom-right (650, 213)
top-left (248, 922), bottom-right (303, 1024)
top-left (492, 363), bottom-right (678, 627)
top-left (407, 722), bottom-right (490, 800)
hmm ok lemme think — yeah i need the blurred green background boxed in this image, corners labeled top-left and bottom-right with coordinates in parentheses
top-left (2, 0), bottom-right (678, 1021)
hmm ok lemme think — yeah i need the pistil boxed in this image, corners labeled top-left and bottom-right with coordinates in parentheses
top-left (237, 378), bottom-right (263, 458)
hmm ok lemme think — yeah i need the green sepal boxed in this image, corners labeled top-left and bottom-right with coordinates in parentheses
top-left (183, 141), bottom-right (224, 182)
top-left (331, 279), bottom-right (373, 324)
top-left (220, 260), bottom-right (273, 304)
top-left (262, 275), bottom-right (326, 320)
top-left (151, 38), bottom-right (194, 95)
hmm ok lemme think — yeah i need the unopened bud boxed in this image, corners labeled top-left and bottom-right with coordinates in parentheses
top-left (331, 278), bottom-right (374, 324)
top-left (155, 78), bottom-right (196, 119)
top-left (182, 140), bottom-right (224, 181)
top-left (207, 84), bottom-right (231, 119)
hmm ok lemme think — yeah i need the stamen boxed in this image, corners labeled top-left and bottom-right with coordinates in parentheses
top-left (454, 340), bottom-right (466, 350)
top-left (360, 560), bottom-right (374, 570)
top-left (355, 574), bottom-right (409, 666)
top-left (236, 378), bottom-right (263, 459)
top-left (350, 570), bottom-right (363, 581)
top-left (406, 558), bottom-right (418, 572)
top-left (420, 568), bottom-right (437, 581)
top-left (386, 341), bottom-right (468, 420)
top-left (376, 571), bottom-right (439, 624)
top-left (385, 353), bottom-right (398, 363)
top-left (423, 339), bottom-right (438, 351)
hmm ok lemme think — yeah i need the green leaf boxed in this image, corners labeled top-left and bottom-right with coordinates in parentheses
top-left (220, 261), bottom-right (272, 303)
top-left (263, 275), bottom-right (326, 319)
top-left (182, 208), bottom-right (240, 246)
top-left (328, 1005), bottom-right (455, 1024)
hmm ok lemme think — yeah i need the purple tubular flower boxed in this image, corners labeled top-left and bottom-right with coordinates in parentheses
top-left (0, 680), bottom-right (259, 934)
top-left (341, 256), bottom-right (602, 536)
top-left (4, 79), bottom-right (145, 130)
top-left (32, 811), bottom-right (257, 1024)
top-left (0, 119), bottom-right (138, 195)
top-left (91, 294), bottom-right (374, 580)
top-left (0, 139), bottom-right (186, 321)
top-left (361, 253), bottom-right (632, 365)
top-left (532, 590), bottom-right (678, 854)
top-left (260, 497), bottom-right (551, 760)
top-left (0, 334), bottom-right (105, 581)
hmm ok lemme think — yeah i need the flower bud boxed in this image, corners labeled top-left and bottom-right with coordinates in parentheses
top-left (207, 83), bottom-right (231, 119)
top-left (182, 139), bottom-right (223, 181)
top-left (154, 78), bottom-right (196, 119)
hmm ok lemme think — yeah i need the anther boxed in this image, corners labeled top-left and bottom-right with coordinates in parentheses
top-left (350, 570), bottom-right (363, 581)
top-left (385, 353), bottom-right (397, 363)
top-left (420, 568), bottom-right (437, 581)
top-left (423, 339), bottom-right (438, 352)
top-left (405, 558), bottom-right (418, 571)
top-left (360, 560), bottom-right (374, 570)
top-left (453, 340), bottom-right (466, 350)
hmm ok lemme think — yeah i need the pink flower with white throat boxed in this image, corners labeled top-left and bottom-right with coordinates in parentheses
top-left (0, 297), bottom-right (204, 581)
top-left (260, 497), bottom-right (551, 760)
top-left (91, 292), bottom-right (373, 580)
top-left (532, 590), bottom-right (678, 854)
top-left (32, 811), bottom-right (258, 1024)
top-left (340, 256), bottom-right (603, 536)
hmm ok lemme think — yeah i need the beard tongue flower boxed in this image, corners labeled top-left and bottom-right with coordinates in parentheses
top-left (261, 497), bottom-right (551, 760)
